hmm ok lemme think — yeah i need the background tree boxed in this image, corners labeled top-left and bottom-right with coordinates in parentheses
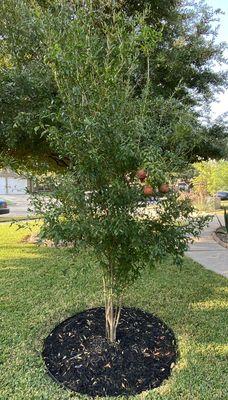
top-left (0, 0), bottom-right (227, 171)
top-left (192, 159), bottom-right (228, 195)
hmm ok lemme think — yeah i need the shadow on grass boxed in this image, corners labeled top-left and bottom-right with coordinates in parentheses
top-left (1, 239), bottom-right (227, 399)
top-left (125, 259), bottom-right (227, 398)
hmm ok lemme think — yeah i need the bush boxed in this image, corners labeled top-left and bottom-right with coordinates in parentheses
top-left (29, 1), bottom-right (209, 342)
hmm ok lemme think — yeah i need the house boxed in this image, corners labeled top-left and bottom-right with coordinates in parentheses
top-left (0, 168), bottom-right (33, 195)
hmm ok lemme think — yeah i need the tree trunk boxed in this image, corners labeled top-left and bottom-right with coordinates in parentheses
top-left (103, 272), bottom-right (122, 343)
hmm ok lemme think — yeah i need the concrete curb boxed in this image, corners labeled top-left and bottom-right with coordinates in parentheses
top-left (212, 230), bottom-right (228, 249)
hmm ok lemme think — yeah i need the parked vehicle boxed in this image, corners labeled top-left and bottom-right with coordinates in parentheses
top-left (177, 181), bottom-right (189, 192)
top-left (216, 191), bottom-right (228, 201)
top-left (0, 199), bottom-right (10, 214)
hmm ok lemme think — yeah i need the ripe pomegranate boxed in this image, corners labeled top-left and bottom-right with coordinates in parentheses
top-left (136, 169), bottom-right (147, 182)
top-left (159, 183), bottom-right (169, 193)
top-left (143, 185), bottom-right (154, 196)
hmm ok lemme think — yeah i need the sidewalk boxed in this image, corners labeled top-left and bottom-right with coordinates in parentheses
top-left (186, 216), bottom-right (228, 278)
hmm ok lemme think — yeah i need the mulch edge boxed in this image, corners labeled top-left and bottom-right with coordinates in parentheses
top-left (42, 307), bottom-right (178, 398)
top-left (212, 229), bottom-right (228, 249)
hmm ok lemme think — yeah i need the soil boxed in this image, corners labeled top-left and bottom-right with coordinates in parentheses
top-left (42, 307), bottom-right (177, 397)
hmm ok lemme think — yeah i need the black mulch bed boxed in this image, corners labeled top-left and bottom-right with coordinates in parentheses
top-left (42, 307), bottom-right (178, 397)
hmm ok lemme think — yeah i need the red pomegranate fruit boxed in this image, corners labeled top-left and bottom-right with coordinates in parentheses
top-left (136, 169), bottom-right (147, 182)
top-left (143, 185), bottom-right (154, 196)
top-left (159, 183), bottom-right (169, 193)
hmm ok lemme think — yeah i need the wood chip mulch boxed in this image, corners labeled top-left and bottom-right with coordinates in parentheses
top-left (42, 307), bottom-right (177, 397)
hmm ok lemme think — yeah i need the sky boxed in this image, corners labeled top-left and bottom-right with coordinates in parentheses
top-left (204, 0), bottom-right (228, 120)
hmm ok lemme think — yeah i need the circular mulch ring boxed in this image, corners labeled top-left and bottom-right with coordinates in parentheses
top-left (42, 307), bottom-right (177, 397)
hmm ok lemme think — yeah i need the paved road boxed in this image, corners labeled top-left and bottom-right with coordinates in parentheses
top-left (0, 194), bottom-right (32, 217)
top-left (186, 216), bottom-right (228, 278)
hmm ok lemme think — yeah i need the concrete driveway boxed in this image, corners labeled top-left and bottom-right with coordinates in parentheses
top-left (0, 194), bottom-right (32, 217)
top-left (186, 216), bottom-right (227, 278)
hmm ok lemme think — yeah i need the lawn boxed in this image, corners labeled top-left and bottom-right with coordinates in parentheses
top-left (0, 215), bottom-right (41, 223)
top-left (0, 223), bottom-right (227, 400)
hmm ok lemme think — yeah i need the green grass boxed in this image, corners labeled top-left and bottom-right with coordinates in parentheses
top-left (214, 201), bottom-right (228, 215)
top-left (0, 215), bottom-right (41, 223)
top-left (192, 199), bottom-right (228, 215)
top-left (221, 200), bottom-right (228, 208)
top-left (0, 224), bottom-right (227, 400)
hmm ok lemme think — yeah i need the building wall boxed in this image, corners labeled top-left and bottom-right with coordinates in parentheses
top-left (0, 169), bottom-right (31, 195)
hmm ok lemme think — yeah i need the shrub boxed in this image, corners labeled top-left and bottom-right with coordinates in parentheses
top-left (29, 1), bottom-right (209, 342)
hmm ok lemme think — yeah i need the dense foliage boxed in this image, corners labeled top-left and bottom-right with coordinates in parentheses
top-left (0, 0), bottom-right (227, 171)
top-left (16, 1), bottom-right (210, 341)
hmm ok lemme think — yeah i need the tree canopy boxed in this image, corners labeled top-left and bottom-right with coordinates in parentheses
top-left (15, 0), bottom-right (210, 343)
top-left (0, 0), bottom-right (227, 171)
top-left (192, 159), bottom-right (228, 195)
